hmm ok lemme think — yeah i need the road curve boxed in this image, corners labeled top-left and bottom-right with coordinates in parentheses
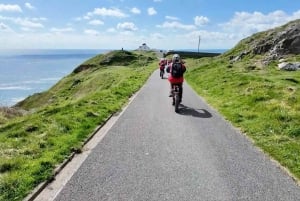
top-left (35, 70), bottom-right (300, 201)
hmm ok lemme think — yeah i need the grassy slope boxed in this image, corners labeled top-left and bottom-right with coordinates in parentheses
top-left (1, 23), bottom-right (300, 199)
top-left (0, 50), bottom-right (158, 201)
top-left (184, 52), bottom-right (300, 183)
top-left (183, 20), bottom-right (300, 182)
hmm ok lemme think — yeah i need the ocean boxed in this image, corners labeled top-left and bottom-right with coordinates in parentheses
top-left (0, 49), bottom-right (109, 107)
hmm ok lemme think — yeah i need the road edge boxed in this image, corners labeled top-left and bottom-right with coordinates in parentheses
top-left (23, 86), bottom-right (142, 201)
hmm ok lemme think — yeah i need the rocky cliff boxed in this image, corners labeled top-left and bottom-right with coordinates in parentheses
top-left (229, 19), bottom-right (300, 68)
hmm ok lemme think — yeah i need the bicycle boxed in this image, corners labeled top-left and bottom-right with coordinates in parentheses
top-left (171, 84), bottom-right (182, 113)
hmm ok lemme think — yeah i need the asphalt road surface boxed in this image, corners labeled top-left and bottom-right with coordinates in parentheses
top-left (34, 70), bottom-right (300, 201)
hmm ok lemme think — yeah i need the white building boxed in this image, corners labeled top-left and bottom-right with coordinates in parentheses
top-left (137, 43), bottom-right (150, 51)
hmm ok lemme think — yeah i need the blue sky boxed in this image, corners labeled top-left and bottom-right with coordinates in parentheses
top-left (0, 0), bottom-right (299, 50)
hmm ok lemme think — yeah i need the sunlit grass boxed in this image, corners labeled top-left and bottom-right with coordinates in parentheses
top-left (0, 50), bottom-right (158, 201)
top-left (185, 55), bottom-right (300, 181)
top-left (1, 48), bottom-right (299, 200)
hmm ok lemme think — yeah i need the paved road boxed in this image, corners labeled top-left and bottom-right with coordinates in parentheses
top-left (34, 70), bottom-right (300, 201)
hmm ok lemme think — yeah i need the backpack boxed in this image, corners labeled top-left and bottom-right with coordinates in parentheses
top-left (171, 63), bottom-right (183, 78)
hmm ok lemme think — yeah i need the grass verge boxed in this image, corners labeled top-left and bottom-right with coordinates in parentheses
top-left (0, 50), bottom-right (158, 201)
top-left (184, 55), bottom-right (300, 182)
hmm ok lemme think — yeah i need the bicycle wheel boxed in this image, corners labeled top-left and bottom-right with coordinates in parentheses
top-left (174, 92), bottom-right (180, 113)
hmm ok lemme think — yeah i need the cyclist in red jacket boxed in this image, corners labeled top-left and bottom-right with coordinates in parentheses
top-left (159, 58), bottom-right (166, 77)
top-left (166, 54), bottom-right (186, 102)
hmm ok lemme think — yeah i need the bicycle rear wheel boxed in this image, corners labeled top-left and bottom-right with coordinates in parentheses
top-left (174, 92), bottom-right (180, 113)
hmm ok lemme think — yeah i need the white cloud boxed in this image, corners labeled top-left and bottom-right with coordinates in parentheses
top-left (157, 21), bottom-right (196, 31)
top-left (166, 16), bottom-right (179, 21)
top-left (0, 22), bottom-right (13, 32)
top-left (88, 19), bottom-right (104, 26)
top-left (84, 29), bottom-right (99, 35)
top-left (148, 7), bottom-right (157, 16)
top-left (2, 7), bottom-right (300, 50)
top-left (153, 0), bottom-right (162, 2)
top-left (192, 31), bottom-right (236, 49)
top-left (50, 27), bottom-right (74, 33)
top-left (0, 30), bottom-right (140, 49)
top-left (21, 27), bottom-right (35, 32)
top-left (107, 27), bottom-right (116, 33)
top-left (194, 16), bottom-right (209, 26)
top-left (220, 10), bottom-right (300, 37)
top-left (131, 7), bottom-right (141, 14)
top-left (0, 22), bottom-right (8, 29)
top-left (16, 18), bottom-right (44, 28)
top-left (291, 10), bottom-right (300, 19)
top-left (0, 4), bottom-right (22, 12)
top-left (117, 22), bottom-right (138, 31)
top-left (31, 17), bottom-right (47, 21)
top-left (86, 7), bottom-right (127, 18)
top-left (25, 3), bottom-right (35, 10)
top-left (0, 16), bottom-right (44, 28)
top-left (83, 15), bottom-right (90, 20)
top-left (151, 33), bottom-right (165, 40)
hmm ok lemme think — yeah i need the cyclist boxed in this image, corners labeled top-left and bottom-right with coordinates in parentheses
top-left (159, 58), bottom-right (166, 78)
top-left (166, 54), bottom-right (186, 103)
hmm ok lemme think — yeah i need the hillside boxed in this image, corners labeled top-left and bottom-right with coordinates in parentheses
top-left (15, 50), bottom-right (156, 110)
top-left (184, 19), bottom-right (300, 185)
top-left (0, 50), bottom-right (158, 201)
top-left (224, 19), bottom-right (300, 65)
top-left (0, 19), bottom-right (300, 201)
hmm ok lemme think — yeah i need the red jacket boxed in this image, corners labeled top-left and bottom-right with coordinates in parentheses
top-left (167, 62), bottom-right (186, 83)
top-left (159, 60), bottom-right (166, 70)
top-left (159, 61), bottom-right (165, 70)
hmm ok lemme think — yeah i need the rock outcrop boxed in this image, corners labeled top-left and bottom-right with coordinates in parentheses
top-left (278, 62), bottom-right (300, 71)
top-left (254, 20), bottom-right (300, 60)
top-left (230, 19), bottom-right (300, 69)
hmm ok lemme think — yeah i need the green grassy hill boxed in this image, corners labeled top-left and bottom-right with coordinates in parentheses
top-left (1, 19), bottom-right (300, 201)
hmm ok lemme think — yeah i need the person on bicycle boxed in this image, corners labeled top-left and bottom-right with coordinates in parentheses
top-left (166, 54), bottom-right (186, 102)
top-left (159, 58), bottom-right (166, 73)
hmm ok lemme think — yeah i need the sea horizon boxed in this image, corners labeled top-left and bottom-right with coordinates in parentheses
top-left (0, 48), bottom-right (112, 56)
top-left (0, 49), bottom-right (110, 107)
